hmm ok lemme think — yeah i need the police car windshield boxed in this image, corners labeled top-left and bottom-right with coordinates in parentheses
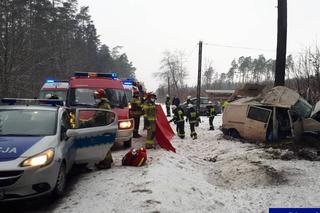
top-left (69, 88), bottom-right (128, 108)
top-left (39, 90), bottom-right (67, 100)
top-left (0, 109), bottom-right (57, 136)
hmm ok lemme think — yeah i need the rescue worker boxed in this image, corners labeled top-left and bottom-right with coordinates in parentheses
top-left (165, 95), bottom-right (171, 117)
top-left (222, 100), bottom-right (229, 112)
top-left (207, 101), bottom-right (216, 130)
top-left (186, 104), bottom-right (199, 140)
top-left (93, 89), bottom-right (114, 169)
top-left (141, 94), bottom-right (148, 130)
top-left (170, 105), bottom-right (185, 139)
top-left (145, 93), bottom-right (157, 149)
top-left (186, 96), bottom-right (192, 105)
top-left (172, 96), bottom-right (180, 107)
top-left (130, 90), bottom-right (143, 138)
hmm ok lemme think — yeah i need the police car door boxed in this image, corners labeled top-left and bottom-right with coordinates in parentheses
top-left (67, 108), bottom-right (118, 164)
top-left (245, 106), bottom-right (272, 141)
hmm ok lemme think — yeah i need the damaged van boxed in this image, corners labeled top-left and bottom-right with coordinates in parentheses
top-left (222, 86), bottom-right (320, 143)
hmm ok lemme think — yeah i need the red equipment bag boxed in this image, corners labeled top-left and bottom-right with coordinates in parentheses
top-left (122, 147), bottom-right (147, 167)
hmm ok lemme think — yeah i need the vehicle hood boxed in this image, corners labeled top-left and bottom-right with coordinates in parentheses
top-left (0, 136), bottom-right (50, 162)
top-left (113, 108), bottom-right (129, 120)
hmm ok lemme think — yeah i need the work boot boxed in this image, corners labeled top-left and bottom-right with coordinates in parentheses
top-left (133, 133), bottom-right (142, 138)
top-left (145, 143), bottom-right (154, 149)
top-left (95, 160), bottom-right (112, 170)
top-left (209, 126), bottom-right (214, 130)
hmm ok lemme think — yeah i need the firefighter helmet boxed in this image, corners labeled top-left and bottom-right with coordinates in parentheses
top-left (94, 89), bottom-right (106, 99)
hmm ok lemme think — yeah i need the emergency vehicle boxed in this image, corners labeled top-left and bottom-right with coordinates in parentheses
top-left (66, 72), bottom-right (134, 147)
top-left (0, 98), bottom-right (117, 201)
top-left (39, 80), bottom-right (69, 100)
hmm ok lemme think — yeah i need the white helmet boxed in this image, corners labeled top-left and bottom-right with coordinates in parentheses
top-left (187, 96), bottom-right (191, 99)
top-left (187, 104), bottom-right (193, 108)
top-left (45, 94), bottom-right (52, 99)
top-left (171, 105), bottom-right (177, 111)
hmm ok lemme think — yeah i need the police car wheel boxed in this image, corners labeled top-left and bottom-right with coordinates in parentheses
top-left (124, 138), bottom-right (132, 148)
top-left (52, 163), bottom-right (67, 198)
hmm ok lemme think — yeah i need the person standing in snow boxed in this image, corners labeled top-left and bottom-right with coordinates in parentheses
top-left (206, 101), bottom-right (217, 130)
top-left (169, 105), bottom-right (185, 139)
top-left (144, 93), bottom-right (157, 149)
top-left (186, 96), bottom-right (192, 105)
top-left (172, 96), bottom-right (180, 107)
top-left (165, 95), bottom-right (171, 117)
top-left (185, 104), bottom-right (199, 140)
top-left (130, 90), bottom-right (143, 138)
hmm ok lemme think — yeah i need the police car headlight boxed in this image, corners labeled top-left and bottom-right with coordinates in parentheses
top-left (118, 120), bottom-right (133, 129)
top-left (20, 149), bottom-right (55, 167)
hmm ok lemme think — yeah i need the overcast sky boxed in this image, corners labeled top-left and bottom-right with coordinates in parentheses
top-left (78, 0), bottom-right (320, 92)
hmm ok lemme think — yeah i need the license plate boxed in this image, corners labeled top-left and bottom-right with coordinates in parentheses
top-left (0, 190), bottom-right (4, 200)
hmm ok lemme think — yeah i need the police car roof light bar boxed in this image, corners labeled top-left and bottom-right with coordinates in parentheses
top-left (1, 98), bottom-right (64, 106)
top-left (46, 79), bottom-right (55, 83)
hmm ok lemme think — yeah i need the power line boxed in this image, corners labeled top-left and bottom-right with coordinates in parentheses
top-left (204, 42), bottom-right (276, 52)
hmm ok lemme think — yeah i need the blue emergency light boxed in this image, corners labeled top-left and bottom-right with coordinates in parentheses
top-left (74, 72), bottom-right (118, 79)
top-left (46, 79), bottom-right (55, 83)
top-left (1, 98), bottom-right (64, 106)
top-left (122, 80), bottom-right (133, 86)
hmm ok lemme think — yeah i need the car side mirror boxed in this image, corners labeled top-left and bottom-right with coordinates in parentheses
top-left (66, 129), bottom-right (79, 138)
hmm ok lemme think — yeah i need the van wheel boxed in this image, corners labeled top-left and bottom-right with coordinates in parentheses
top-left (52, 163), bottom-right (67, 198)
top-left (228, 129), bottom-right (240, 139)
top-left (124, 138), bottom-right (132, 148)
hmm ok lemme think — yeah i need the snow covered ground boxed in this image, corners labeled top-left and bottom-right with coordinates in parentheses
top-left (49, 111), bottom-right (320, 213)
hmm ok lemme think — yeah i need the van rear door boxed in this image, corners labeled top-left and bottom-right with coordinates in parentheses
top-left (245, 106), bottom-right (272, 141)
top-left (67, 108), bottom-right (118, 164)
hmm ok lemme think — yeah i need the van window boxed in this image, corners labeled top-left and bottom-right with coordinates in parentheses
top-left (247, 106), bottom-right (271, 123)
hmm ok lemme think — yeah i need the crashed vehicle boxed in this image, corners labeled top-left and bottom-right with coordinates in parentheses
top-left (222, 85), bottom-right (320, 143)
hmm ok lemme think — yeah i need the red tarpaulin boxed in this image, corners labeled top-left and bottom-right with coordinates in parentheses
top-left (155, 105), bottom-right (176, 153)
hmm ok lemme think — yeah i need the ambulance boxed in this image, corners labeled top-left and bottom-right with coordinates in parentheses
top-left (39, 80), bottom-right (69, 101)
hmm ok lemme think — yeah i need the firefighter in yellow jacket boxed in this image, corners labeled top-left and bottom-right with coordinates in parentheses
top-left (144, 93), bottom-right (157, 149)
top-left (93, 89), bottom-right (114, 169)
top-left (130, 90), bottom-right (143, 138)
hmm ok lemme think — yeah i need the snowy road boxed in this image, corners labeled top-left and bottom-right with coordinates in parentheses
top-left (2, 113), bottom-right (320, 213)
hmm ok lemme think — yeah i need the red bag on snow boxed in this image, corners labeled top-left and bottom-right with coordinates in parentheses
top-left (122, 147), bottom-right (147, 167)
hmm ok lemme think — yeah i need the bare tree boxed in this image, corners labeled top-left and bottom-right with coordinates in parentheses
top-left (155, 51), bottom-right (188, 97)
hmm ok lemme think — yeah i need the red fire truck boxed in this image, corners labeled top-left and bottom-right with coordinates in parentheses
top-left (67, 72), bottom-right (134, 147)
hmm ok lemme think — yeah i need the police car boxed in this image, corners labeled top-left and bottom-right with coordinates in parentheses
top-left (0, 99), bottom-right (117, 201)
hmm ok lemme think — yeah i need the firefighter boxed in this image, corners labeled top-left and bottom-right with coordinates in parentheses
top-left (145, 93), bottom-right (157, 149)
top-left (93, 89), bottom-right (114, 169)
top-left (186, 96), bottom-right (192, 105)
top-left (186, 104), bottom-right (199, 140)
top-left (165, 95), bottom-right (171, 117)
top-left (170, 105), bottom-right (185, 139)
top-left (130, 90), bottom-right (143, 138)
top-left (141, 94), bottom-right (148, 130)
top-left (207, 101), bottom-right (217, 130)
top-left (222, 100), bottom-right (229, 112)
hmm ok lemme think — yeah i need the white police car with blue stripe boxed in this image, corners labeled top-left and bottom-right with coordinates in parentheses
top-left (0, 99), bottom-right (117, 201)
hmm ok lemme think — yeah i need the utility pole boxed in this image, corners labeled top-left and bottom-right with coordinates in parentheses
top-left (196, 41), bottom-right (203, 113)
top-left (274, 0), bottom-right (287, 86)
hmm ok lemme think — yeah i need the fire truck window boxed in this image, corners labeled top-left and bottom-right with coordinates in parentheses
top-left (247, 106), bottom-right (271, 123)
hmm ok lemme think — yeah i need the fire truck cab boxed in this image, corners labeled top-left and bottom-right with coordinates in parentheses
top-left (67, 72), bottom-right (134, 148)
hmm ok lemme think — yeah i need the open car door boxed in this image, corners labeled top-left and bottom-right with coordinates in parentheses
top-left (67, 108), bottom-right (118, 164)
top-left (244, 106), bottom-right (272, 141)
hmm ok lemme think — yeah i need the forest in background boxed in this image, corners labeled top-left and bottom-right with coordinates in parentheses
top-left (0, 0), bottom-right (136, 97)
